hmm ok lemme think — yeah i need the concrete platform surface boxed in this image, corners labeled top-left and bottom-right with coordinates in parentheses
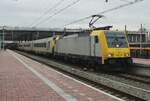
top-left (0, 50), bottom-right (124, 101)
top-left (133, 58), bottom-right (150, 66)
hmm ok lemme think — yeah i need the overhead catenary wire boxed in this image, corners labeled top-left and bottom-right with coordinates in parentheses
top-left (63, 0), bottom-right (144, 27)
top-left (32, 0), bottom-right (81, 27)
top-left (29, 0), bottom-right (65, 27)
top-left (119, 0), bottom-right (132, 2)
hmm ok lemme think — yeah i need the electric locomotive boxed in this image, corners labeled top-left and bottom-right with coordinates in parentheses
top-left (54, 30), bottom-right (132, 69)
top-left (92, 30), bottom-right (132, 65)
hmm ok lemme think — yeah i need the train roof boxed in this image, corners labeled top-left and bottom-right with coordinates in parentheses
top-left (33, 37), bottom-right (53, 42)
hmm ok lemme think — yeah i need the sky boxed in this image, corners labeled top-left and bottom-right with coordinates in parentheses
top-left (0, 0), bottom-right (149, 30)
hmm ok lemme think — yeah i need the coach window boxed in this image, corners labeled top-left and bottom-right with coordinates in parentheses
top-left (95, 36), bottom-right (99, 43)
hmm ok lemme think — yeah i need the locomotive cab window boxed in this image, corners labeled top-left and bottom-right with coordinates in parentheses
top-left (95, 36), bottom-right (99, 43)
top-left (105, 32), bottom-right (128, 48)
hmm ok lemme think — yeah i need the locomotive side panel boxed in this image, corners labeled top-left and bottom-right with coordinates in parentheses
top-left (56, 36), bottom-right (92, 56)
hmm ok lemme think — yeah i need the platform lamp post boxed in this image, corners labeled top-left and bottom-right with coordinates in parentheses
top-left (12, 30), bottom-right (14, 41)
top-left (0, 29), bottom-right (1, 50)
top-left (125, 25), bottom-right (128, 37)
top-left (2, 26), bottom-right (5, 50)
top-left (36, 31), bottom-right (40, 40)
top-left (140, 24), bottom-right (143, 56)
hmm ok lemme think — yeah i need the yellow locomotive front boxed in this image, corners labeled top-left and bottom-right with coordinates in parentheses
top-left (95, 30), bottom-right (133, 66)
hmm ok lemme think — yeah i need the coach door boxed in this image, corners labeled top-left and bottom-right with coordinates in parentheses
top-left (47, 41), bottom-right (50, 50)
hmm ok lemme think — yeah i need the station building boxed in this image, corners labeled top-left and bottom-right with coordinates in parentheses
top-left (127, 31), bottom-right (150, 58)
top-left (127, 31), bottom-right (149, 43)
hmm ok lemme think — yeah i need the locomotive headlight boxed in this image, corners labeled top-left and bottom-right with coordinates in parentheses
top-left (116, 44), bottom-right (119, 48)
top-left (108, 53), bottom-right (113, 57)
top-left (108, 54), bottom-right (111, 57)
top-left (125, 53), bottom-right (129, 57)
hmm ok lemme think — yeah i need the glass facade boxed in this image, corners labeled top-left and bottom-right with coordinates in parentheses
top-left (127, 31), bottom-right (147, 43)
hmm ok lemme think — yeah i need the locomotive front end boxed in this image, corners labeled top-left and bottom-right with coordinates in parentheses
top-left (105, 31), bottom-right (132, 65)
top-left (102, 31), bottom-right (133, 65)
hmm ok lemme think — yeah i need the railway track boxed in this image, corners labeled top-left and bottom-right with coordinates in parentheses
top-left (95, 72), bottom-right (150, 91)
top-left (117, 73), bottom-right (150, 84)
top-left (15, 50), bottom-right (150, 101)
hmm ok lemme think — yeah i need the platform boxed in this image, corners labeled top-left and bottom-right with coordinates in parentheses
top-left (0, 50), bottom-right (123, 101)
top-left (133, 58), bottom-right (150, 66)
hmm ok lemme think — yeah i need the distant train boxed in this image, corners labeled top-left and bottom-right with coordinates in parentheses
top-left (130, 43), bottom-right (150, 58)
top-left (17, 30), bottom-right (133, 70)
